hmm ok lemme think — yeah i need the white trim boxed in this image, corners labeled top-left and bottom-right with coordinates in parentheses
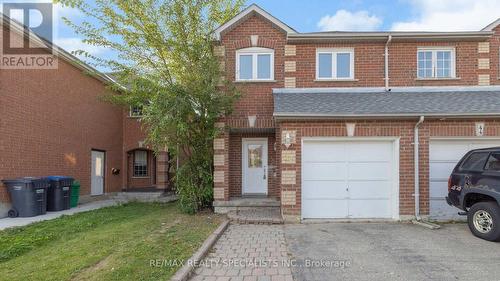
top-left (242, 138), bottom-right (268, 195)
top-left (300, 137), bottom-right (400, 220)
top-left (273, 85), bottom-right (500, 94)
top-left (235, 47), bottom-right (274, 81)
top-left (214, 4), bottom-right (296, 40)
top-left (429, 137), bottom-right (500, 141)
top-left (482, 18), bottom-right (500, 31)
top-left (316, 48), bottom-right (355, 80)
top-left (417, 47), bottom-right (456, 79)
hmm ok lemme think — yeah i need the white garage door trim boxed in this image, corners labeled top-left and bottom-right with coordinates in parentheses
top-left (429, 137), bottom-right (500, 221)
top-left (301, 137), bottom-right (400, 220)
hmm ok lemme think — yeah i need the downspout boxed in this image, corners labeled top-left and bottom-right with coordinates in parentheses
top-left (414, 116), bottom-right (424, 221)
top-left (384, 34), bottom-right (392, 91)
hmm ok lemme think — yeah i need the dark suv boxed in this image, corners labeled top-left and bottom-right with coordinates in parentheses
top-left (446, 147), bottom-right (500, 241)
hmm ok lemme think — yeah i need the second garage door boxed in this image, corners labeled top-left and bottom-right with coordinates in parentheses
top-left (429, 139), bottom-right (500, 221)
top-left (302, 139), bottom-right (398, 219)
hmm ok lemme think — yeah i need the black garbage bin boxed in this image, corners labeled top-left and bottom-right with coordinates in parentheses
top-left (45, 176), bottom-right (74, 211)
top-left (2, 177), bottom-right (49, 218)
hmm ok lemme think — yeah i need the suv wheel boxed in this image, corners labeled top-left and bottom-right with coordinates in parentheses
top-left (467, 202), bottom-right (500, 242)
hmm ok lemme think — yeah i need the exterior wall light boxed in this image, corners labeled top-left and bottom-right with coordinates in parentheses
top-left (284, 132), bottom-right (292, 148)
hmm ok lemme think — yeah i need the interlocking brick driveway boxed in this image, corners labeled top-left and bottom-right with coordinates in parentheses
top-left (190, 224), bottom-right (293, 281)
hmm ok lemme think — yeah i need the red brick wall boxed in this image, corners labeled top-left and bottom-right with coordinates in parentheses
top-left (126, 149), bottom-right (156, 188)
top-left (294, 43), bottom-right (385, 88)
top-left (489, 26), bottom-right (500, 85)
top-left (122, 113), bottom-right (152, 188)
top-left (221, 15), bottom-right (500, 90)
top-left (389, 42), bottom-right (478, 87)
top-left (0, 42), bottom-right (123, 206)
top-left (278, 119), bottom-right (500, 217)
top-left (228, 132), bottom-right (278, 199)
top-left (217, 14), bottom-right (500, 217)
top-left (221, 14), bottom-right (286, 128)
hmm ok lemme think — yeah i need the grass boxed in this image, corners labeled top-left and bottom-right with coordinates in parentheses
top-left (0, 202), bottom-right (222, 281)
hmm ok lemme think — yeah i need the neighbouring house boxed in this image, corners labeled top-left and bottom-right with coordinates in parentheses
top-left (0, 16), bottom-right (170, 218)
top-left (212, 4), bottom-right (500, 222)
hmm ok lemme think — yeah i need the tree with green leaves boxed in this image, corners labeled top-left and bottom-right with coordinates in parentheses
top-left (55, 0), bottom-right (243, 213)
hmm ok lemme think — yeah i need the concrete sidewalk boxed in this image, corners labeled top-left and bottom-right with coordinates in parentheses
top-left (0, 199), bottom-right (123, 230)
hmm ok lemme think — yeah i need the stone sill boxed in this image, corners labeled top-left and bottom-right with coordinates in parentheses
top-left (415, 77), bottom-right (461, 81)
top-left (314, 79), bottom-right (359, 82)
top-left (233, 80), bottom-right (277, 83)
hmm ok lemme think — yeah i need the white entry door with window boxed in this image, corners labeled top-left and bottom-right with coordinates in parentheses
top-left (91, 150), bottom-right (105, 195)
top-left (429, 139), bottom-right (500, 220)
top-left (302, 139), bottom-right (399, 219)
top-left (242, 138), bottom-right (268, 195)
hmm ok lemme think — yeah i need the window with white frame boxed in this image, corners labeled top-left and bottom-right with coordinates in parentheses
top-left (236, 47), bottom-right (274, 81)
top-left (316, 48), bottom-right (354, 80)
top-left (417, 48), bottom-right (456, 79)
top-left (129, 105), bottom-right (143, 117)
top-left (133, 150), bottom-right (148, 177)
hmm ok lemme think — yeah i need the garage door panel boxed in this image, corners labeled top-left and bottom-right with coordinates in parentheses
top-left (429, 181), bottom-right (448, 198)
top-left (303, 162), bottom-right (346, 180)
top-left (348, 162), bottom-right (391, 181)
top-left (430, 143), bottom-right (470, 161)
top-left (348, 181), bottom-right (391, 199)
top-left (302, 140), bottom-right (396, 219)
top-left (429, 162), bottom-right (456, 180)
top-left (302, 181), bottom-right (347, 199)
top-left (429, 139), bottom-right (500, 221)
top-left (303, 142), bottom-right (346, 162)
top-left (348, 142), bottom-right (392, 161)
top-left (302, 199), bottom-right (348, 218)
top-left (349, 199), bottom-right (391, 218)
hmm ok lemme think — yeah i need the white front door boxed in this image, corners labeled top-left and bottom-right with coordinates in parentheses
top-left (91, 150), bottom-right (105, 196)
top-left (302, 139), bottom-right (398, 219)
top-left (242, 138), bottom-right (268, 195)
top-left (429, 139), bottom-right (500, 220)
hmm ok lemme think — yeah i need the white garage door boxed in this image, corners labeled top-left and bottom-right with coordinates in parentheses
top-left (429, 139), bottom-right (500, 221)
top-left (302, 139), bottom-right (397, 219)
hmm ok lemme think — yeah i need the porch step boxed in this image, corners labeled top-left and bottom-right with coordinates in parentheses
top-left (227, 208), bottom-right (283, 224)
top-left (113, 191), bottom-right (177, 203)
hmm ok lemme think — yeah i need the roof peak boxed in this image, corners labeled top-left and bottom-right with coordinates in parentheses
top-left (214, 3), bottom-right (296, 40)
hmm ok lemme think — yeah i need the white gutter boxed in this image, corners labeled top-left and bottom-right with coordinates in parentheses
top-left (414, 116), bottom-right (424, 221)
top-left (385, 35), bottom-right (392, 91)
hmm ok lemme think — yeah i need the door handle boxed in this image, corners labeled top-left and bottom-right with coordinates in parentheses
top-left (263, 167), bottom-right (266, 179)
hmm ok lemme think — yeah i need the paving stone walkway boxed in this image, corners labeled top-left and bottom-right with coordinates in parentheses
top-left (190, 224), bottom-right (293, 281)
top-left (227, 208), bottom-right (283, 224)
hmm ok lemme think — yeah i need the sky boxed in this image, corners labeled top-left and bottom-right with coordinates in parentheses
top-left (3, 0), bottom-right (500, 65)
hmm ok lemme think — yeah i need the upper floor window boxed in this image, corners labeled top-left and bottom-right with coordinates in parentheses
top-left (417, 48), bottom-right (456, 79)
top-left (129, 105), bottom-right (143, 117)
top-left (236, 47), bottom-right (274, 81)
top-left (316, 48), bottom-right (354, 80)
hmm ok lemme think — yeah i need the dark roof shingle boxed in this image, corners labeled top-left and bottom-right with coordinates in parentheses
top-left (273, 90), bottom-right (500, 117)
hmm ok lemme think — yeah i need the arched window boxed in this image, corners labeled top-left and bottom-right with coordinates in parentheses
top-left (235, 47), bottom-right (274, 81)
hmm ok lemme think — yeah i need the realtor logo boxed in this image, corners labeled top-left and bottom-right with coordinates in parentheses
top-left (1, 2), bottom-right (58, 69)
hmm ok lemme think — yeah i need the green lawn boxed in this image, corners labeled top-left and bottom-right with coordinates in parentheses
top-left (0, 202), bottom-right (221, 281)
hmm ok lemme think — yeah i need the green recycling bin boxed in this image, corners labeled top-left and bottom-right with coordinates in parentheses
top-left (70, 180), bottom-right (80, 208)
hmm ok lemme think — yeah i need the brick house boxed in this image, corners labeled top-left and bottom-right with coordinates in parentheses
top-left (0, 16), bottom-right (170, 217)
top-left (212, 4), bottom-right (500, 222)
